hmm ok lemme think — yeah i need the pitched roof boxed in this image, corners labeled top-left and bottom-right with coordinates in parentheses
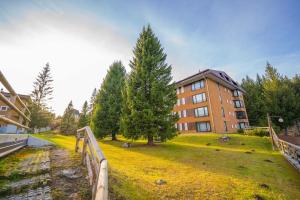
top-left (0, 91), bottom-right (31, 100)
top-left (175, 69), bottom-right (245, 92)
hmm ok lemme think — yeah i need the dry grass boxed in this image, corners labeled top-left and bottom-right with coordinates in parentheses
top-left (35, 133), bottom-right (300, 200)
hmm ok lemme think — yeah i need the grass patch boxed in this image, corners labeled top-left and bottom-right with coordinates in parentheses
top-left (35, 132), bottom-right (300, 200)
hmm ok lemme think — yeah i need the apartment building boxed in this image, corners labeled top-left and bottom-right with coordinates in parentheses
top-left (173, 69), bottom-right (249, 133)
top-left (0, 91), bottom-right (31, 133)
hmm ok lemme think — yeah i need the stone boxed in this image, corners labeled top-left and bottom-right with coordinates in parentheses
top-left (254, 194), bottom-right (264, 200)
top-left (259, 183), bottom-right (270, 189)
top-left (122, 143), bottom-right (131, 148)
top-left (61, 168), bottom-right (82, 179)
top-left (69, 193), bottom-right (80, 199)
top-left (155, 179), bottom-right (167, 185)
top-left (264, 159), bottom-right (273, 163)
top-left (2, 186), bottom-right (52, 200)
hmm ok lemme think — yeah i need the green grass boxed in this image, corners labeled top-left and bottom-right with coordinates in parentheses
top-left (34, 133), bottom-right (300, 200)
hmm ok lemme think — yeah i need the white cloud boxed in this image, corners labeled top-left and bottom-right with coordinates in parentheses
top-left (0, 10), bottom-right (132, 115)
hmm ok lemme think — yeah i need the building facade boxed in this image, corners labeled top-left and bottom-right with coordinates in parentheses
top-left (173, 69), bottom-right (249, 133)
top-left (0, 91), bottom-right (31, 133)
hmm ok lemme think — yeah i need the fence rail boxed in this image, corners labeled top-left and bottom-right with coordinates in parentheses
top-left (75, 126), bottom-right (108, 200)
top-left (0, 134), bottom-right (29, 158)
top-left (0, 70), bottom-right (30, 130)
top-left (270, 128), bottom-right (300, 171)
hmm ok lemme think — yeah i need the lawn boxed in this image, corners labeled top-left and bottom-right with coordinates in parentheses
top-left (35, 133), bottom-right (300, 200)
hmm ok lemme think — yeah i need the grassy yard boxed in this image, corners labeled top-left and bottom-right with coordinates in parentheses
top-left (35, 133), bottom-right (300, 200)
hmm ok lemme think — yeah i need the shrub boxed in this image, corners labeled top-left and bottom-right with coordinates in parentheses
top-left (244, 128), bottom-right (269, 137)
top-left (237, 129), bottom-right (244, 134)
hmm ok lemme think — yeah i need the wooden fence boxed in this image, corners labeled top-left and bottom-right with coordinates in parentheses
top-left (0, 70), bottom-right (30, 131)
top-left (75, 126), bottom-right (108, 200)
top-left (270, 127), bottom-right (300, 171)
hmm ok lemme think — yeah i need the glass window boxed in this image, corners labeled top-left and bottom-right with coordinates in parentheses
top-left (238, 122), bottom-right (246, 129)
top-left (233, 90), bottom-right (241, 97)
top-left (184, 123), bottom-right (188, 130)
top-left (196, 122), bottom-right (211, 132)
top-left (236, 111), bottom-right (246, 119)
top-left (179, 123), bottom-right (182, 131)
top-left (182, 98), bottom-right (185, 105)
top-left (194, 107), bottom-right (208, 117)
top-left (192, 93), bottom-right (206, 103)
top-left (182, 110), bottom-right (186, 117)
top-left (234, 100), bottom-right (243, 108)
top-left (191, 80), bottom-right (205, 91)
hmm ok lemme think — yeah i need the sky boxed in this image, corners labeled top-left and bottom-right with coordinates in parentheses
top-left (0, 0), bottom-right (300, 115)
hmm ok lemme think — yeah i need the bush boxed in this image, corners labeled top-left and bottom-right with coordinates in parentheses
top-left (237, 129), bottom-right (244, 134)
top-left (244, 128), bottom-right (269, 137)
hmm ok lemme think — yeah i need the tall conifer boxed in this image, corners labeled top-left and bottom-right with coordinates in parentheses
top-left (122, 25), bottom-right (178, 145)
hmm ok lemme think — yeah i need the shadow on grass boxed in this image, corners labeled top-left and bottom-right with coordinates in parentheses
top-left (100, 138), bottom-right (300, 189)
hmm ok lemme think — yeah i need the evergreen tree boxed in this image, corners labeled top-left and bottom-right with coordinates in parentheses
top-left (29, 63), bottom-right (54, 129)
top-left (61, 101), bottom-right (76, 134)
top-left (31, 63), bottom-right (53, 108)
top-left (91, 61), bottom-right (126, 140)
top-left (78, 101), bottom-right (89, 128)
top-left (241, 75), bottom-right (266, 126)
top-left (263, 64), bottom-right (298, 133)
top-left (89, 88), bottom-right (97, 113)
top-left (121, 25), bottom-right (178, 145)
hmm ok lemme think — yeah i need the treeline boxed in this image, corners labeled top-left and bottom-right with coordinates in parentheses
top-left (241, 63), bottom-right (300, 133)
top-left (79, 25), bottom-right (178, 145)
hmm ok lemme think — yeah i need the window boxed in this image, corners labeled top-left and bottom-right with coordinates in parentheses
top-left (182, 110), bottom-right (187, 118)
top-left (179, 123), bottom-right (182, 131)
top-left (194, 107), bottom-right (208, 117)
top-left (191, 80), bottom-right (205, 91)
top-left (196, 122), bottom-right (211, 132)
top-left (177, 99), bottom-right (180, 106)
top-left (178, 111), bottom-right (182, 118)
top-left (176, 88), bottom-right (180, 94)
top-left (182, 98), bottom-right (185, 105)
top-left (192, 93), bottom-right (206, 103)
top-left (184, 123), bottom-right (188, 131)
top-left (0, 106), bottom-right (8, 111)
top-left (233, 100), bottom-right (244, 108)
top-left (181, 87), bottom-right (184, 93)
top-left (221, 107), bottom-right (225, 117)
top-left (238, 122), bottom-right (247, 129)
top-left (233, 90), bottom-right (241, 97)
top-left (236, 111), bottom-right (247, 119)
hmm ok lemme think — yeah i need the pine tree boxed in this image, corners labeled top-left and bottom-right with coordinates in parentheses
top-left (78, 101), bottom-right (89, 128)
top-left (121, 25), bottom-right (178, 145)
top-left (241, 75), bottom-right (266, 126)
top-left (29, 63), bottom-right (54, 129)
top-left (91, 61), bottom-right (126, 140)
top-left (61, 101), bottom-right (76, 134)
top-left (31, 63), bottom-right (53, 108)
top-left (89, 88), bottom-right (97, 113)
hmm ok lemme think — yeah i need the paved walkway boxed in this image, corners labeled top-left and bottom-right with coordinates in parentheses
top-left (278, 135), bottom-right (300, 146)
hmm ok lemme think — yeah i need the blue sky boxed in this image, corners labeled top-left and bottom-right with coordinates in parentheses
top-left (0, 0), bottom-right (299, 114)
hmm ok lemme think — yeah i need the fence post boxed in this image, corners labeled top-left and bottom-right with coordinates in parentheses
top-left (82, 134), bottom-right (88, 166)
top-left (95, 160), bottom-right (108, 200)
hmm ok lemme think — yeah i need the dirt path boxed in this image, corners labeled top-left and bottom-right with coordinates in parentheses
top-left (50, 148), bottom-right (91, 200)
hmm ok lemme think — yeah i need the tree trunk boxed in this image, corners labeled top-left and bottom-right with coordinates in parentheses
top-left (147, 135), bottom-right (154, 145)
top-left (112, 132), bottom-right (117, 141)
